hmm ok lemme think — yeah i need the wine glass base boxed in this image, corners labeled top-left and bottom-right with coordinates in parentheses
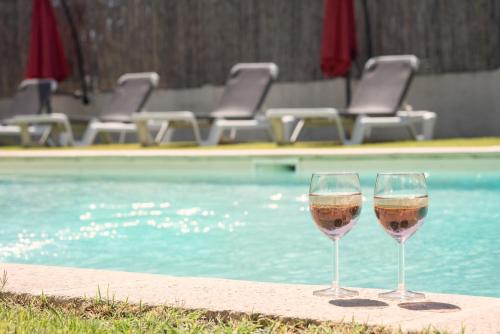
top-left (313, 286), bottom-right (358, 298)
top-left (378, 289), bottom-right (425, 301)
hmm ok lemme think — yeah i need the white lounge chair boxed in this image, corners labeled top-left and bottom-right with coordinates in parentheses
top-left (133, 111), bottom-right (203, 146)
top-left (133, 63), bottom-right (278, 146)
top-left (80, 72), bottom-right (159, 145)
top-left (2, 79), bottom-right (72, 146)
top-left (266, 55), bottom-right (436, 145)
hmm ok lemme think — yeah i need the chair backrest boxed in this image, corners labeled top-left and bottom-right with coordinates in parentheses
top-left (6, 79), bottom-right (57, 118)
top-left (99, 72), bottom-right (159, 122)
top-left (348, 55), bottom-right (419, 116)
top-left (211, 63), bottom-right (279, 119)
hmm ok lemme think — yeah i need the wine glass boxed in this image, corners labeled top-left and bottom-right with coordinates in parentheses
top-left (309, 172), bottom-right (362, 298)
top-left (374, 172), bottom-right (428, 301)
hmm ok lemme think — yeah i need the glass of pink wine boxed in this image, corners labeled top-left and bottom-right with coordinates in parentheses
top-left (374, 172), bottom-right (428, 301)
top-left (309, 172), bottom-right (362, 298)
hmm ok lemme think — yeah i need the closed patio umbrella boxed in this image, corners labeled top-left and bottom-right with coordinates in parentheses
top-left (320, 0), bottom-right (358, 105)
top-left (25, 0), bottom-right (70, 81)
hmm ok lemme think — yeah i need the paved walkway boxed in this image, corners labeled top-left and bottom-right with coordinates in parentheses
top-left (2, 263), bottom-right (499, 333)
top-left (0, 146), bottom-right (499, 157)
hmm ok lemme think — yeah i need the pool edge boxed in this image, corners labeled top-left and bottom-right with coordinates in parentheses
top-left (1, 262), bottom-right (499, 333)
top-left (0, 146), bottom-right (500, 158)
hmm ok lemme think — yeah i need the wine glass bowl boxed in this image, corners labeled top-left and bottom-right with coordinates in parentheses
top-left (374, 172), bottom-right (428, 301)
top-left (374, 195), bottom-right (428, 243)
top-left (310, 192), bottom-right (362, 239)
top-left (309, 172), bottom-right (362, 298)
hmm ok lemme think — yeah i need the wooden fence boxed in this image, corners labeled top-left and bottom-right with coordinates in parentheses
top-left (0, 0), bottom-right (499, 97)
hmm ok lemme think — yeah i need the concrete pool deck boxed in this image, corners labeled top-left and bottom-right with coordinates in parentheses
top-left (0, 146), bottom-right (499, 157)
top-left (1, 263), bottom-right (499, 333)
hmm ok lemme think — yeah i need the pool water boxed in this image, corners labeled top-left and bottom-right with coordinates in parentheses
top-left (1, 161), bottom-right (499, 298)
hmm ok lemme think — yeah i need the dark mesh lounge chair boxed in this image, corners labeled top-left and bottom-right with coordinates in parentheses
top-left (133, 63), bottom-right (278, 146)
top-left (2, 79), bottom-right (66, 146)
top-left (80, 72), bottom-right (159, 145)
top-left (266, 55), bottom-right (436, 145)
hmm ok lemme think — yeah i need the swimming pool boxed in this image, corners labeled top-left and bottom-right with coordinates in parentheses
top-left (0, 154), bottom-right (499, 298)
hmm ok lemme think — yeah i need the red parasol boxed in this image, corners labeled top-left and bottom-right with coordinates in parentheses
top-left (25, 0), bottom-right (70, 81)
top-left (320, 0), bottom-right (358, 77)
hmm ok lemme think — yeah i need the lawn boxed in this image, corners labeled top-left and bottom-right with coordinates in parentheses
top-left (0, 292), bottom-right (450, 334)
top-left (1, 137), bottom-right (500, 151)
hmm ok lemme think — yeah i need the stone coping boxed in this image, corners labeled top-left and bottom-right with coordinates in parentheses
top-left (1, 263), bottom-right (499, 333)
top-left (0, 146), bottom-right (499, 158)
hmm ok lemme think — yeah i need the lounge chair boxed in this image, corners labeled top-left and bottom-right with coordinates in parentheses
top-left (133, 63), bottom-right (278, 146)
top-left (80, 72), bottom-right (159, 145)
top-left (2, 79), bottom-right (71, 146)
top-left (266, 55), bottom-right (436, 145)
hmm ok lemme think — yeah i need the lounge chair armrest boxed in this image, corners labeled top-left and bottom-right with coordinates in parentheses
top-left (132, 111), bottom-right (196, 122)
top-left (4, 113), bottom-right (70, 124)
top-left (396, 110), bottom-right (436, 119)
top-left (266, 108), bottom-right (341, 119)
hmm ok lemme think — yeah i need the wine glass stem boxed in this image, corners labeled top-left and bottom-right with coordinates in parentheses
top-left (332, 237), bottom-right (340, 289)
top-left (398, 241), bottom-right (406, 291)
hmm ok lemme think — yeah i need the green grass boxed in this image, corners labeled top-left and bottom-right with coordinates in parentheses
top-left (0, 292), bottom-right (452, 334)
top-left (1, 137), bottom-right (500, 151)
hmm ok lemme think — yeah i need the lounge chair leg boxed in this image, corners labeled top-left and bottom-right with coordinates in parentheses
top-left (61, 120), bottom-right (74, 146)
top-left (346, 117), bottom-right (366, 145)
top-left (421, 114), bottom-right (436, 140)
top-left (81, 129), bottom-right (96, 146)
top-left (190, 121), bottom-right (202, 145)
top-left (333, 116), bottom-right (346, 144)
top-left (269, 116), bottom-right (295, 145)
top-left (18, 123), bottom-right (33, 147)
top-left (81, 120), bottom-right (100, 146)
top-left (154, 122), bottom-right (170, 143)
top-left (136, 119), bottom-right (155, 146)
top-left (50, 123), bottom-right (73, 146)
top-left (205, 123), bottom-right (224, 146)
top-left (406, 124), bottom-right (419, 140)
top-left (290, 120), bottom-right (305, 143)
top-left (62, 131), bottom-right (74, 146)
top-left (163, 128), bottom-right (175, 142)
top-left (38, 126), bottom-right (53, 146)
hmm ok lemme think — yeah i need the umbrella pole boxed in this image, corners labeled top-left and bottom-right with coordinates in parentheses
top-left (361, 0), bottom-right (373, 58)
top-left (60, 0), bottom-right (89, 104)
top-left (345, 72), bottom-right (352, 107)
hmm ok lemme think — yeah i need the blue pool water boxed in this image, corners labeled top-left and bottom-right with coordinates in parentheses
top-left (0, 159), bottom-right (499, 297)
